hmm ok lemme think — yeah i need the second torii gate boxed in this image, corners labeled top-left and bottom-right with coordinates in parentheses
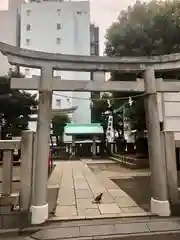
top-left (1, 42), bottom-right (180, 224)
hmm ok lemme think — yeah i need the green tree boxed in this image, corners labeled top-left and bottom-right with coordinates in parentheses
top-left (0, 71), bottom-right (37, 139)
top-left (106, 0), bottom-right (180, 57)
top-left (52, 113), bottom-right (70, 143)
top-left (105, 0), bottom-right (180, 132)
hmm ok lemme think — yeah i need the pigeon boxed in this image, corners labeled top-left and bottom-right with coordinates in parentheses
top-left (92, 193), bottom-right (103, 204)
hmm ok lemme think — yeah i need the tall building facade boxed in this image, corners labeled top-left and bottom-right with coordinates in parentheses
top-left (20, 0), bottom-right (92, 136)
top-left (90, 23), bottom-right (99, 56)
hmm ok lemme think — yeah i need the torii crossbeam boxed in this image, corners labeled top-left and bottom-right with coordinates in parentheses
top-left (11, 76), bottom-right (180, 92)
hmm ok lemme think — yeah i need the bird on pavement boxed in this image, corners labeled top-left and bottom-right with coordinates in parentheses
top-left (92, 193), bottom-right (103, 204)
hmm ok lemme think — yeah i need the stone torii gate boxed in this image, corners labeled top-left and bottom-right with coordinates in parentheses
top-left (1, 42), bottom-right (180, 224)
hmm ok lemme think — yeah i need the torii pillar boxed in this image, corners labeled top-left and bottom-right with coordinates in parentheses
top-left (0, 52), bottom-right (52, 223)
top-left (31, 66), bottom-right (53, 224)
top-left (144, 68), bottom-right (170, 216)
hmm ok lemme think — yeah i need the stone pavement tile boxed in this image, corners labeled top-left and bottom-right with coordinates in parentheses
top-left (61, 176), bottom-right (73, 183)
top-left (108, 189), bottom-right (128, 197)
top-left (55, 205), bottom-right (77, 217)
top-left (101, 197), bottom-right (116, 204)
top-left (88, 213), bottom-right (124, 219)
top-left (80, 225), bottom-right (116, 237)
top-left (121, 212), bottom-right (152, 217)
top-left (87, 182), bottom-right (107, 194)
top-left (147, 221), bottom-right (180, 231)
top-left (57, 187), bottom-right (75, 197)
top-left (115, 196), bottom-right (138, 207)
top-left (60, 182), bottom-right (74, 189)
top-left (57, 197), bottom-right (76, 206)
top-left (97, 177), bottom-right (120, 189)
top-left (77, 198), bottom-right (98, 209)
top-left (32, 227), bottom-right (80, 240)
top-left (114, 222), bottom-right (150, 234)
top-left (121, 206), bottom-right (145, 213)
top-left (78, 208), bottom-right (101, 217)
top-left (74, 176), bottom-right (85, 181)
top-left (51, 215), bottom-right (86, 221)
top-left (60, 177), bottom-right (74, 187)
top-left (58, 192), bottom-right (75, 199)
top-left (75, 182), bottom-right (90, 190)
top-left (57, 189), bottom-right (75, 205)
top-left (76, 189), bottom-right (93, 199)
top-left (84, 175), bottom-right (101, 182)
top-left (58, 185), bottom-right (74, 192)
top-left (100, 192), bottom-right (115, 204)
top-left (99, 203), bottom-right (122, 214)
top-left (89, 187), bottom-right (106, 195)
top-left (74, 178), bottom-right (87, 184)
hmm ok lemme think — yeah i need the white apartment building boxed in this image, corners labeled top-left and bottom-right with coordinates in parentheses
top-left (0, 0), bottom-right (101, 140)
top-left (20, 0), bottom-right (91, 135)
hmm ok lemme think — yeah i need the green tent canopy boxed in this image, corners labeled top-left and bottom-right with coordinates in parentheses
top-left (64, 123), bottom-right (104, 135)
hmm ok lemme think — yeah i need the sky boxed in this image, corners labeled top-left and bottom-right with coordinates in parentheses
top-left (0, 0), bottom-right (145, 54)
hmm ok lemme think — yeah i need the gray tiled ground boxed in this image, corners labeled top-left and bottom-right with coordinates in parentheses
top-left (114, 222), bottom-right (150, 234)
top-left (32, 227), bottom-right (80, 240)
top-left (80, 225), bottom-right (116, 236)
top-left (30, 219), bottom-right (180, 240)
top-left (147, 221), bottom-right (180, 231)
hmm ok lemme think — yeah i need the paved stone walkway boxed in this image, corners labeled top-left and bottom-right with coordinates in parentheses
top-left (50, 161), bottom-right (151, 220)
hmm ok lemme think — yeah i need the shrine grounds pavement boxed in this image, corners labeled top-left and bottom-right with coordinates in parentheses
top-left (1, 160), bottom-right (180, 239)
top-left (1, 217), bottom-right (180, 240)
top-left (1, 159), bottom-right (180, 221)
top-left (48, 160), bottom-right (153, 220)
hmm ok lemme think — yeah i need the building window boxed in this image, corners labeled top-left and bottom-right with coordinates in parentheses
top-left (56, 99), bottom-right (61, 107)
top-left (56, 38), bottom-right (61, 44)
top-left (26, 9), bottom-right (31, 16)
top-left (26, 24), bottom-right (31, 31)
top-left (57, 23), bottom-right (61, 30)
top-left (26, 38), bottom-right (31, 46)
top-left (76, 11), bottom-right (82, 15)
top-left (57, 9), bottom-right (61, 16)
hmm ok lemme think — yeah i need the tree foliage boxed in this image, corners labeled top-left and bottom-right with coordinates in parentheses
top-left (105, 0), bottom-right (180, 131)
top-left (52, 113), bottom-right (70, 137)
top-left (106, 0), bottom-right (180, 57)
top-left (0, 71), bottom-right (37, 138)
